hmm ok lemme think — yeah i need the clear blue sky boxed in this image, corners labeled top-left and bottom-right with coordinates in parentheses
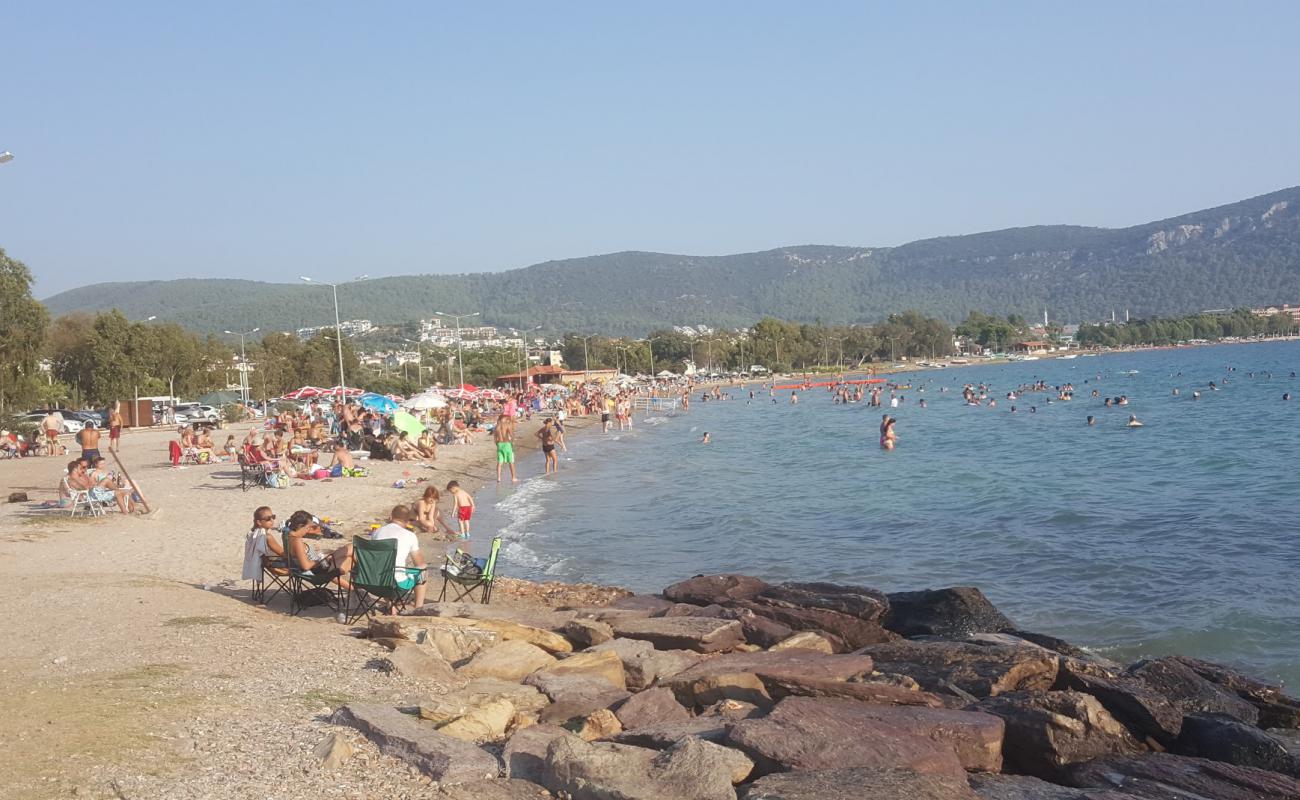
top-left (3, 2), bottom-right (1298, 297)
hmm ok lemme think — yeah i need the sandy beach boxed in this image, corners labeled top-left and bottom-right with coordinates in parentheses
top-left (0, 414), bottom-right (614, 800)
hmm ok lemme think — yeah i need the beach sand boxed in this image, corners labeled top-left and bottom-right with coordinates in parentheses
top-left (0, 414), bottom-right (618, 800)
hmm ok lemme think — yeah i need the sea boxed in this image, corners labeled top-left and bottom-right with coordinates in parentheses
top-left (469, 340), bottom-right (1300, 685)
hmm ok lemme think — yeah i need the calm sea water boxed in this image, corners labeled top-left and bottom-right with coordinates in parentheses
top-left (471, 341), bottom-right (1300, 685)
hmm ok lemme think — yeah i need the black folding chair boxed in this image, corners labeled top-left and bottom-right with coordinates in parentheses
top-left (438, 537), bottom-right (501, 604)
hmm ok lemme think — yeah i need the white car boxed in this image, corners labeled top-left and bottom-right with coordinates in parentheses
top-left (173, 403), bottom-right (219, 424)
top-left (21, 413), bottom-right (84, 434)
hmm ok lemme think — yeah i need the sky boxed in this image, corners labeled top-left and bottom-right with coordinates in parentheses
top-left (3, 1), bottom-right (1299, 297)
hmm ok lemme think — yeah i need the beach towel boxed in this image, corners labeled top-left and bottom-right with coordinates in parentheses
top-left (242, 530), bottom-right (268, 581)
top-left (168, 440), bottom-right (182, 466)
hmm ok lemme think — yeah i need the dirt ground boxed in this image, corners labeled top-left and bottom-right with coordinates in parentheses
top-left (0, 416), bottom-right (604, 800)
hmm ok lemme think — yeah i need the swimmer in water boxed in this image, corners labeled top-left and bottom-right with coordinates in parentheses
top-left (1086, 415), bottom-right (1096, 426)
top-left (701, 432), bottom-right (711, 443)
top-left (1192, 391), bottom-right (1201, 399)
top-left (1172, 388), bottom-right (1179, 396)
top-left (1127, 414), bottom-right (1143, 428)
top-left (1284, 393), bottom-right (1292, 401)
top-left (790, 392), bottom-right (798, 405)
top-left (879, 416), bottom-right (897, 450)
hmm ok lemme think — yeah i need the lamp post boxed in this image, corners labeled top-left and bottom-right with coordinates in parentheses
top-left (575, 335), bottom-right (599, 381)
top-left (435, 311), bottom-right (479, 389)
top-left (301, 275), bottom-right (368, 398)
top-left (224, 327), bottom-right (260, 406)
top-left (645, 337), bottom-right (664, 388)
top-left (513, 326), bottom-right (543, 393)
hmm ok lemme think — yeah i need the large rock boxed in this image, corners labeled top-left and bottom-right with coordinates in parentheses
top-left (610, 616), bottom-right (747, 653)
top-left (532, 649), bottom-right (626, 689)
top-left (661, 650), bottom-right (875, 708)
top-left (331, 704), bottom-right (497, 784)
top-left (1130, 657), bottom-right (1260, 725)
top-left (526, 672), bottom-right (630, 706)
top-left (1172, 656), bottom-right (1300, 729)
top-left (728, 696), bottom-right (1003, 777)
top-left (435, 779), bottom-right (554, 799)
top-left (418, 622), bottom-right (501, 663)
top-left (436, 698), bottom-right (517, 743)
top-left (458, 640), bottom-right (558, 682)
top-left (615, 686), bottom-right (691, 730)
top-left (563, 618), bottom-right (614, 649)
top-left (1055, 660), bottom-right (1184, 744)
top-left (611, 716), bottom-right (735, 749)
top-left (733, 600), bottom-right (894, 652)
top-left (588, 638), bottom-right (703, 691)
top-left (504, 724), bottom-right (580, 782)
top-left (663, 602), bottom-right (795, 648)
top-left (743, 768), bottom-right (979, 800)
top-left (762, 675), bottom-right (945, 708)
top-left (542, 735), bottom-right (740, 800)
top-left (664, 574), bottom-right (770, 606)
top-left (1175, 713), bottom-right (1300, 776)
top-left (381, 642), bottom-right (460, 684)
top-left (416, 615), bottom-right (573, 655)
top-left (884, 587), bottom-right (1014, 638)
top-left (605, 593), bottom-right (676, 616)
top-left (1067, 752), bottom-right (1300, 799)
top-left (966, 774), bottom-right (1092, 799)
top-left (769, 632), bottom-right (834, 654)
top-left (461, 677), bottom-right (552, 713)
top-left (974, 691), bottom-right (1144, 779)
top-left (410, 602), bottom-right (578, 632)
top-left (857, 640), bottom-right (1059, 698)
top-left (756, 582), bottom-right (890, 623)
top-left (536, 679), bottom-right (631, 728)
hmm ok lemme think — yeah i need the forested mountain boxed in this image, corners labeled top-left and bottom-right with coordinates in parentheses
top-left (42, 186), bottom-right (1300, 335)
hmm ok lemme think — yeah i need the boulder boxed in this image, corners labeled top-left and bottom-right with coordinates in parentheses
top-left (461, 677), bottom-right (551, 714)
top-left (666, 602), bottom-right (731, 617)
top-left (1129, 657), bottom-right (1260, 725)
top-left (605, 593), bottom-right (676, 616)
top-left (312, 732), bottom-right (354, 770)
top-left (661, 650), bottom-right (875, 708)
top-left (436, 698), bottom-right (517, 743)
top-left (974, 691), bottom-right (1144, 779)
top-left (769, 632), bottom-right (834, 654)
top-left (728, 696), bottom-right (1003, 777)
top-left (410, 602), bottom-right (578, 632)
top-left (381, 642), bottom-right (460, 684)
top-left (615, 686), bottom-right (691, 730)
top-left (737, 614), bottom-right (797, 649)
top-left (1172, 656), bottom-right (1300, 729)
top-left (421, 623), bottom-right (500, 663)
top-left (1175, 713), bottom-right (1300, 776)
top-left (966, 774), bottom-right (1092, 799)
top-left (743, 768), bottom-right (979, 800)
top-left (457, 640), bottom-right (557, 682)
top-left (331, 704), bottom-right (497, 783)
top-left (566, 707), bottom-right (624, 741)
top-left (563, 618), bottom-right (614, 649)
top-left (1067, 752), bottom-right (1300, 799)
top-left (435, 779), bottom-right (553, 799)
top-left (733, 600), bottom-right (894, 652)
top-left (664, 574), bottom-right (770, 606)
top-left (532, 649), bottom-right (626, 688)
top-left (366, 618), bottom-right (407, 640)
top-left (611, 716), bottom-right (735, 748)
top-left (537, 683), bottom-right (631, 729)
top-left (588, 638), bottom-right (704, 691)
top-left (504, 724), bottom-right (578, 782)
top-left (420, 615), bottom-right (573, 655)
top-left (884, 587), bottom-right (1014, 638)
top-left (1055, 660), bottom-right (1183, 744)
top-left (856, 640), bottom-right (1059, 698)
top-left (526, 672), bottom-right (630, 706)
top-left (685, 672), bottom-right (774, 710)
top-left (611, 616), bottom-right (746, 654)
top-left (762, 675), bottom-right (945, 708)
top-left (757, 582), bottom-right (890, 623)
top-left (541, 735), bottom-right (738, 800)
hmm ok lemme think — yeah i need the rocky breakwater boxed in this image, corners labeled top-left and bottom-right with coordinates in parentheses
top-left (328, 576), bottom-right (1300, 799)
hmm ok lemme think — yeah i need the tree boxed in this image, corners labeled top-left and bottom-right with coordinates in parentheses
top-left (0, 249), bottom-right (51, 412)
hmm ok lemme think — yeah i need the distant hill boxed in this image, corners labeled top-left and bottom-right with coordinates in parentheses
top-left (42, 186), bottom-right (1300, 335)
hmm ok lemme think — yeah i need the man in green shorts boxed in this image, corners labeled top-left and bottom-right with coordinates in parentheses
top-left (494, 412), bottom-right (517, 483)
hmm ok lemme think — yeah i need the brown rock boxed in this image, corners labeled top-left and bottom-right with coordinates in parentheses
top-left (884, 587), bottom-right (1014, 638)
top-left (312, 732), bottom-right (354, 770)
top-left (542, 735), bottom-right (738, 800)
top-left (588, 637), bottom-right (703, 691)
top-left (562, 618), bottom-right (614, 649)
top-left (728, 696), bottom-right (1003, 776)
top-left (570, 707), bottom-right (623, 741)
top-left (1174, 713), bottom-right (1300, 776)
top-left (437, 698), bottom-right (517, 743)
top-left (610, 716), bottom-right (735, 749)
top-left (743, 768), bottom-right (979, 800)
top-left (532, 649), bottom-right (626, 689)
top-left (1067, 752), bottom-right (1300, 799)
top-left (435, 779), bottom-right (553, 799)
top-left (966, 774), bottom-right (1093, 799)
top-left (366, 619), bottom-right (407, 640)
top-left (974, 691), bottom-right (1144, 779)
top-left (503, 724), bottom-right (578, 782)
top-left (756, 582), bottom-right (890, 623)
top-left (769, 631), bottom-right (834, 654)
top-left (1172, 656), bottom-right (1300, 729)
top-left (409, 602), bottom-right (578, 632)
top-left (1056, 659), bottom-right (1183, 744)
top-left (605, 593), bottom-right (676, 616)
top-left (382, 642), bottom-right (460, 685)
top-left (663, 650), bottom-right (874, 709)
top-left (664, 574), bottom-right (770, 606)
top-left (614, 686), bottom-right (691, 730)
top-left (733, 599), bottom-right (895, 652)
top-left (857, 640), bottom-right (1059, 698)
top-left (331, 704), bottom-right (498, 783)
top-left (457, 640), bottom-right (558, 682)
top-left (1130, 657), bottom-right (1260, 725)
top-left (763, 675), bottom-right (945, 707)
top-left (610, 616), bottom-right (746, 654)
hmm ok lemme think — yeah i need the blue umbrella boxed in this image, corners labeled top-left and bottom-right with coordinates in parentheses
top-left (358, 392), bottom-right (398, 415)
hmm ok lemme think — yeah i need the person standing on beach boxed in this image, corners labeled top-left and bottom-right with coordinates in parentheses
top-left (109, 401), bottom-right (124, 450)
top-left (445, 481), bottom-right (475, 540)
top-left (76, 422), bottom-right (102, 462)
top-left (537, 418), bottom-right (559, 474)
top-left (494, 413), bottom-right (517, 483)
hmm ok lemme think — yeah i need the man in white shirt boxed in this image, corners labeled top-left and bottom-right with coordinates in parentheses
top-left (370, 505), bottom-right (428, 611)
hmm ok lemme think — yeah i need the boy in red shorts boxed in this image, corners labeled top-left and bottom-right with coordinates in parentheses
top-left (446, 480), bottom-right (475, 540)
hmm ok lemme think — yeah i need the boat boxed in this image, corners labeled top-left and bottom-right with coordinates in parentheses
top-left (1059, 354), bottom-right (1078, 360)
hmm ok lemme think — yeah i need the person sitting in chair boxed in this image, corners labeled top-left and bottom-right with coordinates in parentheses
top-left (391, 431), bottom-right (423, 461)
top-left (64, 460), bottom-right (135, 514)
top-left (370, 505), bottom-right (428, 613)
top-left (285, 510), bottom-right (353, 590)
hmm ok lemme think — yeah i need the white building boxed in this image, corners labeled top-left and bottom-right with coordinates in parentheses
top-left (296, 319), bottom-right (376, 340)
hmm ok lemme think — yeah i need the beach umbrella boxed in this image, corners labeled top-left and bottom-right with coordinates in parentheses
top-left (403, 392), bottom-right (447, 410)
top-left (281, 386), bottom-right (324, 400)
top-left (444, 388), bottom-right (477, 400)
top-left (478, 388), bottom-right (506, 401)
top-left (392, 409), bottom-right (425, 438)
top-left (358, 392), bottom-right (398, 414)
top-left (656, 370), bottom-right (676, 378)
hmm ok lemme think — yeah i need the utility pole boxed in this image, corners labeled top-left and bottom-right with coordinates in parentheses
top-left (223, 327), bottom-right (260, 406)
top-left (435, 310), bottom-right (480, 389)
top-left (301, 275), bottom-right (369, 398)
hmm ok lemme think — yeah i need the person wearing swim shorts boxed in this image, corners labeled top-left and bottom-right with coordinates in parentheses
top-left (109, 401), bottom-right (123, 449)
top-left (537, 418), bottom-right (558, 475)
top-left (446, 481), bottom-right (475, 540)
top-left (494, 413), bottom-right (517, 483)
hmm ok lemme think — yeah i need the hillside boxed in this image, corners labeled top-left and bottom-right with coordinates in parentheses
top-left (42, 186), bottom-right (1300, 335)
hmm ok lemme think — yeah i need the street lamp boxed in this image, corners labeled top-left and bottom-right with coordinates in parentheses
top-left (576, 334), bottom-right (599, 380)
top-left (434, 310), bottom-right (480, 389)
top-left (301, 275), bottom-right (368, 398)
top-left (513, 326), bottom-right (543, 393)
top-left (645, 337), bottom-right (664, 387)
top-left (224, 327), bottom-right (260, 406)
top-left (400, 337), bottom-right (427, 388)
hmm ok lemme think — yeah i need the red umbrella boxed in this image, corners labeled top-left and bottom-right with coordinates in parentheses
top-left (281, 386), bottom-right (324, 400)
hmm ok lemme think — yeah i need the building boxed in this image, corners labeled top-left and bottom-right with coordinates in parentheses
top-left (494, 365), bottom-right (566, 387)
top-left (295, 319), bottom-right (375, 340)
top-left (1251, 304), bottom-right (1300, 324)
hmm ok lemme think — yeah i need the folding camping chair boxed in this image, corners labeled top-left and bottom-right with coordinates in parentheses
top-left (438, 537), bottom-right (501, 604)
top-left (238, 452), bottom-right (270, 491)
top-left (344, 536), bottom-right (425, 622)
top-left (283, 531), bottom-right (345, 615)
top-left (62, 476), bottom-right (107, 518)
top-left (252, 552), bottom-right (290, 604)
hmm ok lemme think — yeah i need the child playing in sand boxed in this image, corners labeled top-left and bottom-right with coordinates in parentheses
top-left (446, 480), bottom-right (475, 540)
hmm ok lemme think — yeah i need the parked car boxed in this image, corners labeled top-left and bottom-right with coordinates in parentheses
top-left (29, 407), bottom-right (106, 427)
top-left (173, 403), bottom-right (219, 424)
top-left (20, 412), bottom-right (85, 434)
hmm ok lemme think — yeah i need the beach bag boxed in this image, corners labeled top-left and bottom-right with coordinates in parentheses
top-left (312, 468), bottom-right (329, 479)
top-left (266, 471), bottom-right (283, 488)
top-left (298, 587), bottom-right (335, 607)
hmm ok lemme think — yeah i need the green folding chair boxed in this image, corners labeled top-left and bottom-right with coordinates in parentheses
top-left (438, 536), bottom-right (501, 604)
top-left (283, 531), bottom-right (345, 615)
top-left (345, 535), bottom-right (425, 622)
